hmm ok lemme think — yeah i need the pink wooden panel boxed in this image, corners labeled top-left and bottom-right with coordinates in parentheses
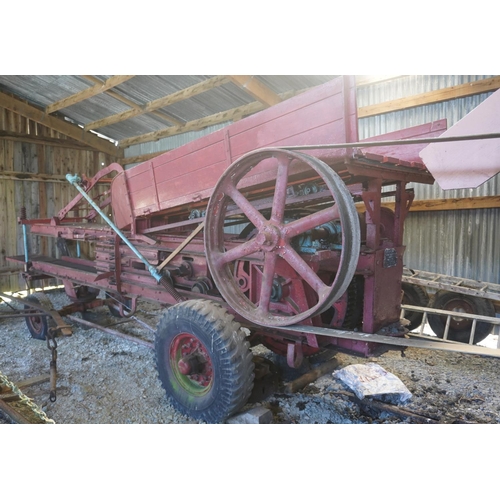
top-left (361, 119), bottom-right (448, 165)
top-left (121, 77), bottom-right (356, 218)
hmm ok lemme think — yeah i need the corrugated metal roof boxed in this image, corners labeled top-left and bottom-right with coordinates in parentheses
top-left (0, 75), bottom-right (335, 143)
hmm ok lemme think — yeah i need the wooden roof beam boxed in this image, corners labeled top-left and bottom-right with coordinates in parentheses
top-left (45, 75), bottom-right (135, 114)
top-left (358, 76), bottom-right (500, 118)
top-left (83, 75), bottom-right (229, 132)
top-left (81, 76), bottom-right (185, 127)
top-left (119, 89), bottom-right (302, 148)
top-left (228, 76), bottom-right (282, 106)
top-left (0, 91), bottom-right (123, 157)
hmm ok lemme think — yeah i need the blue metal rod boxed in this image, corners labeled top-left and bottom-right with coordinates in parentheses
top-left (22, 224), bottom-right (29, 263)
top-left (66, 174), bottom-right (162, 282)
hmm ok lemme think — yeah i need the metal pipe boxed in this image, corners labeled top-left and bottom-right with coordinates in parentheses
top-left (66, 174), bottom-right (162, 282)
top-left (20, 207), bottom-right (29, 264)
top-left (283, 132), bottom-right (500, 151)
top-left (67, 315), bottom-right (154, 349)
top-left (22, 224), bottom-right (29, 263)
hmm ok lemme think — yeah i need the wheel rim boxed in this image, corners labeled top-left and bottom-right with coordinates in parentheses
top-left (169, 333), bottom-right (214, 396)
top-left (441, 298), bottom-right (474, 330)
top-left (27, 315), bottom-right (44, 335)
top-left (205, 148), bottom-right (360, 327)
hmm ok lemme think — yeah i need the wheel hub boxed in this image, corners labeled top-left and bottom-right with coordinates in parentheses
top-left (256, 224), bottom-right (281, 251)
top-left (170, 333), bottom-right (213, 390)
top-left (178, 353), bottom-right (205, 375)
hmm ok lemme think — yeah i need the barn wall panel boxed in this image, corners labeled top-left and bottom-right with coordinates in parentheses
top-left (0, 106), bottom-right (117, 293)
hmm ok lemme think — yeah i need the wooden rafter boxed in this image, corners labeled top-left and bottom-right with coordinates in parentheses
top-left (45, 75), bottom-right (135, 114)
top-left (228, 76), bottom-right (282, 106)
top-left (83, 75), bottom-right (230, 132)
top-left (0, 91), bottom-right (122, 157)
top-left (119, 101), bottom-right (263, 147)
top-left (81, 76), bottom-right (185, 127)
top-left (123, 151), bottom-right (172, 165)
top-left (119, 89), bottom-right (302, 148)
top-left (358, 76), bottom-right (500, 118)
top-left (0, 130), bottom-right (99, 150)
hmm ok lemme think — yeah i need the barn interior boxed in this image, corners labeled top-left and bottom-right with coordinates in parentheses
top-left (1, 74), bottom-right (499, 429)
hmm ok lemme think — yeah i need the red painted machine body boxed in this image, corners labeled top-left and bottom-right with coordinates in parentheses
top-left (10, 76), bottom-right (446, 359)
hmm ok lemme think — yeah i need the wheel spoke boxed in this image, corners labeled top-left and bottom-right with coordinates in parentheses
top-left (271, 155), bottom-right (291, 223)
top-left (257, 252), bottom-right (278, 314)
top-left (281, 244), bottom-right (329, 298)
top-left (284, 205), bottom-right (340, 239)
top-left (225, 182), bottom-right (267, 230)
top-left (213, 237), bottom-right (262, 268)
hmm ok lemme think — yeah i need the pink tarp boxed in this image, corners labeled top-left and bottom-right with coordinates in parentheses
top-left (419, 89), bottom-right (500, 190)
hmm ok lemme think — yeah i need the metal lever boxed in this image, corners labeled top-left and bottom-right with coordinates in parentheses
top-left (66, 173), bottom-right (162, 282)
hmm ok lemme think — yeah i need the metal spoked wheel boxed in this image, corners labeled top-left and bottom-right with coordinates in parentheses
top-left (155, 299), bottom-right (255, 423)
top-left (205, 148), bottom-right (360, 327)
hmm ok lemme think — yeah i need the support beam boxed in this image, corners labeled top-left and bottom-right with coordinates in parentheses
top-left (389, 195), bottom-right (500, 212)
top-left (81, 76), bottom-right (185, 127)
top-left (228, 75), bottom-right (282, 106)
top-left (0, 171), bottom-right (112, 183)
top-left (45, 75), bottom-right (135, 114)
top-left (0, 130), bottom-right (99, 150)
top-left (84, 76), bottom-right (229, 132)
top-left (0, 91), bottom-right (123, 157)
top-left (119, 89), bottom-right (301, 148)
top-left (358, 76), bottom-right (500, 118)
top-left (120, 101), bottom-right (264, 147)
top-left (356, 196), bottom-right (500, 213)
top-left (122, 151), bottom-right (172, 165)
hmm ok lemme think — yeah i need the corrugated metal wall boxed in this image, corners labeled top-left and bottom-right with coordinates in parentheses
top-left (0, 108), bottom-right (116, 292)
top-left (357, 75), bottom-right (499, 284)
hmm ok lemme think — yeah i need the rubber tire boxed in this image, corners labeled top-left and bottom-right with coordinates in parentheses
top-left (24, 293), bottom-right (54, 341)
top-left (401, 283), bottom-right (429, 331)
top-left (155, 299), bottom-right (255, 423)
top-left (428, 291), bottom-right (495, 344)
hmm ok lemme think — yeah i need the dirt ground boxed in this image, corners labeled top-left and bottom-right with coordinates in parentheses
top-left (1, 289), bottom-right (499, 425)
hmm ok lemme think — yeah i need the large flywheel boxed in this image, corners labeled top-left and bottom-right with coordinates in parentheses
top-left (205, 148), bottom-right (360, 327)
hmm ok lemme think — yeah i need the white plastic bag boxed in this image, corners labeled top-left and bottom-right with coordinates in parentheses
top-left (334, 362), bottom-right (412, 404)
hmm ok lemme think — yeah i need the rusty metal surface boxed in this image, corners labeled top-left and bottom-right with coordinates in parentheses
top-left (275, 323), bottom-right (500, 358)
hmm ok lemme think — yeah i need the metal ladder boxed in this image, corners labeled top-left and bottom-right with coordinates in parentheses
top-left (402, 268), bottom-right (500, 302)
top-left (401, 303), bottom-right (500, 348)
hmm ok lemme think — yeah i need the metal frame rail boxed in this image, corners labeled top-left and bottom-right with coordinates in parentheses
top-left (403, 268), bottom-right (500, 303)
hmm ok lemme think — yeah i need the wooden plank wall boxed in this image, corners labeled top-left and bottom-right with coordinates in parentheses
top-left (0, 107), bottom-right (117, 293)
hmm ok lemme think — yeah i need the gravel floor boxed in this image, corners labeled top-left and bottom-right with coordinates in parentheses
top-left (1, 289), bottom-right (500, 425)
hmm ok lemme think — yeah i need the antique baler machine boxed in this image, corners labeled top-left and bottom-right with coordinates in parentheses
top-left (9, 76), bottom-right (447, 423)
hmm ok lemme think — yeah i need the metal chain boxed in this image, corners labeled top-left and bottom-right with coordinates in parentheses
top-left (0, 370), bottom-right (56, 424)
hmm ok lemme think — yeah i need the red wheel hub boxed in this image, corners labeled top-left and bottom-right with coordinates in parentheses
top-left (170, 333), bottom-right (213, 390)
